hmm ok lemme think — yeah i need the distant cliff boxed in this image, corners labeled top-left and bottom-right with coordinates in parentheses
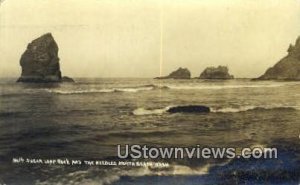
top-left (257, 36), bottom-right (300, 81)
top-left (17, 33), bottom-right (73, 83)
top-left (155, 67), bottom-right (191, 79)
top-left (199, 66), bottom-right (234, 79)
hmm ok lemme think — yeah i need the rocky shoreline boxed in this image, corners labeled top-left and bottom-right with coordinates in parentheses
top-left (255, 36), bottom-right (300, 81)
top-left (15, 33), bottom-right (300, 82)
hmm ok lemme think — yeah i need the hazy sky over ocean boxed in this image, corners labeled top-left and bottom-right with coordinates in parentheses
top-left (0, 0), bottom-right (300, 78)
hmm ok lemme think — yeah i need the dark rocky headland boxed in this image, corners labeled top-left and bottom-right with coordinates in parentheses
top-left (155, 67), bottom-right (191, 79)
top-left (256, 36), bottom-right (300, 81)
top-left (199, 66), bottom-right (234, 79)
top-left (17, 33), bottom-right (74, 83)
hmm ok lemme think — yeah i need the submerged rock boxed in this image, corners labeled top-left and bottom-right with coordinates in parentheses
top-left (17, 33), bottom-right (74, 83)
top-left (155, 67), bottom-right (191, 79)
top-left (62, 76), bottom-right (75, 82)
top-left (256, 36), bottom-right (300, 81)
top-left (199, 66), bottom-right (234, 79)
top-left (167, 105), bottom-right (210, 113)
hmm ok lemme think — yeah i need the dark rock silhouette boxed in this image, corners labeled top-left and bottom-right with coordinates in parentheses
top-left (257, 36), bottom-right (300, 81)
top-left (167, 105), bottom-right (210, 113)
top-left (17, 33), bottom-right (74, 83)
top-left (62, 76), bottom-right (75, 82)
top-left (155, 67), bottom-right (191, 79)
top-left (199, 66), bottom-right (234, 79)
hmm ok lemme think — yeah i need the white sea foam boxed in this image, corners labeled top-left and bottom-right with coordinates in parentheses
top-left (211, 105), bottom-right (300, 113)
top-left (45, 86), bottom-right (156, 95)
top-left (44, 89), bottom-right (114, 94)
top-left (36, 163), bottom-right (211, 185)
top-left (43, 82), bottom-right (289, 95)
top-left (166, 84), bottom-right (285, 90)
top-left (133, 106), bottom-right (171, 116)
top-left (210, 106), bottom-right (257, 113)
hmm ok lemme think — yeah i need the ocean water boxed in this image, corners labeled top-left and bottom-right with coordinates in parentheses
top-left (0, 78), bottom-right (299, 185)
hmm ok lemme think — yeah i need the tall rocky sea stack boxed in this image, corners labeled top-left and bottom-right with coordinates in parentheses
top-left (257, 36), bottom-right (300, 80)
top-left (199, 66), bottom-right (234, 79)
top-left (17, 33), bottom-right (73, 83)
top-left (155, 67), bottom-right (191, 79)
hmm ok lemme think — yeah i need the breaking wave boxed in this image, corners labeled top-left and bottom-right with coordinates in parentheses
top-left (210, 106), bottom-right (299, 113)
top-left (36, 163), bottom-right (212, 185)
top-left (133, 107), bottom-right (172, 116)
top-left (42, 82), bottom-right (289, 95)
top-left (165, 84), bottom-right (286, 90)
top-left (133, 105), bottom-right (299, 115)
top-left (44, 84), bottom-right (168, 95)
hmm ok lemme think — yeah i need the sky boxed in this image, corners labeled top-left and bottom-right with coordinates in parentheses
top-left (0, 0), bottom-right (300, 78)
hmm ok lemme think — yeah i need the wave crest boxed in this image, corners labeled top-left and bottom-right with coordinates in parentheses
top-left (36, 163), bottom-right (210, 185)
top-left (45, 84), bottom-right (168, 95)
top-left (133, 107), bottom-right (171, 116)
top-left (211, 106), bottom-right (299, 113)
top-left (43, 82), bottom-right (287, 95)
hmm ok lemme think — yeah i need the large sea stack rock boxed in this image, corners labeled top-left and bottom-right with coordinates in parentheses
top-left (17, 33), bottom-right (73, 83)
top-left (257, 36), bottom-right (300, 81)
top-left (155, 67), bottom-right (191, 79)
top-left (199, 66), bottom-right (234, 79)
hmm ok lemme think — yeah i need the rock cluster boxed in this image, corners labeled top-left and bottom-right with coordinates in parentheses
top-left (155, 67), bottom-right (191, 79)
top-left (199, 66), bottom-right (234, 79)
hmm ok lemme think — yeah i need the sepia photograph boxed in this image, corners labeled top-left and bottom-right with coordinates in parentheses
top-left (0, 0), bottom-right (299, 184)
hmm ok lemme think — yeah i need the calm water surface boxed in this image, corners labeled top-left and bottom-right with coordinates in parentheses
top-left (0, 78), bottom-right (299, 185)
